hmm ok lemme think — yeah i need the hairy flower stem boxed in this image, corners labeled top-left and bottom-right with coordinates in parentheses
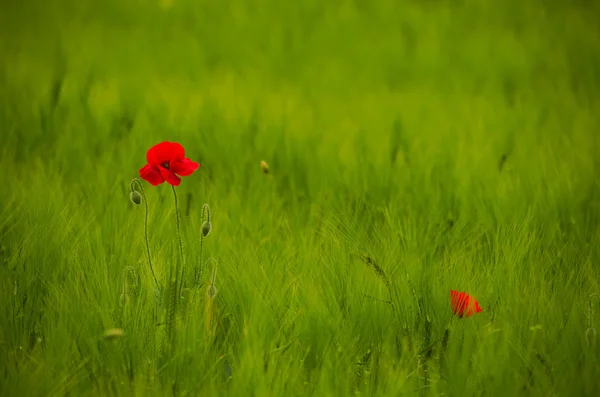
top-left (172, 186), bottom-right (185, 295)
top-left (196, 204), bottom-right (211, 287)
top-left (589, 294), bottom-right (599, 328)
top-left (130, 178), bottom-right (159, 289)
top-left (205, 259), bottom-right (218, 334)
top-left (588, 294), bottom-right (599, 348)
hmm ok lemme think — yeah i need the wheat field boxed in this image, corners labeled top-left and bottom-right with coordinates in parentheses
top-left (1, 0), bottom-right (599, 396)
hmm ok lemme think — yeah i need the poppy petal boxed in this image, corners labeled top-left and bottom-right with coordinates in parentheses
top-left (170, 157), bottom-right (199, 176)
top-left (464, 296), bottom-right (476, 317)
top-left (467, 299), bottom-right (482, 316)
top-left (450, 290), bottom-right (481, 318)
top-left (147, 142), bottom-right (186, 165)
top-left (139, 164), bottom-right (165, 186)
top-left (460, 293), bottom-right (470, 316)
top-left (159, 166), bottom-right (182, 186)
top-left (450, 290), bottom-right (463, 316)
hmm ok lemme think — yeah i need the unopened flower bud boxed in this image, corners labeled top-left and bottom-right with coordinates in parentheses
top-left (119, 293), bottom-right (130, 307)
top-left (202, 221), bottom-right (212, 237)
top-left (207, 285), bottom-right (218, 298)
top-left (586, 327), bottom-right (597, 348)
top-left (260, 160), bottom-right (269, 174)
top-left (130, 191), bottom-right (142, 205)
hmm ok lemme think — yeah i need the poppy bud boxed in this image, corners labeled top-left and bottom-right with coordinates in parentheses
top-left (130, 191), bottom-right (142, 205)
top-left (119, 293), bottom-right (130, 307)
top-left (207, 284), bottom-right (218, 299)
top-left (202, 221), bottom-right (212, 237)
top-left (260, 160), bottom-right (269, 174)
top-left (586, 327), bottom-right (597, 348)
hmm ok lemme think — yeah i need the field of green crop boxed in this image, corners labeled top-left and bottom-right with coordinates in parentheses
top-left (1, 0), bottom-right (599, 395)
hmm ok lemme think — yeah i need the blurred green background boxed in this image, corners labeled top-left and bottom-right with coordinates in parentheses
top-left (1, 0), bottom-right (599, 396)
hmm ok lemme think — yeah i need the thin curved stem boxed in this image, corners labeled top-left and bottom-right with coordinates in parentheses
top-left (206, 257), bottom-right (218, 286)
top-left (131, 178), bottom-right (159, 289)
top-left (196, 204), bottom-right (210, 287)
top-left (589, 293), bottom-right (600, 328)
top-left (172, 186), bottom-right (185, 296)
top-left (171, 186), bottom-right (185, 263)
top-left (204, 258), bottom-right (219, 334)
top-left (197, 235), bottom-right (204, 287)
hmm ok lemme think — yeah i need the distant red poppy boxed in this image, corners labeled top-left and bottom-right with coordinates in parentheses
top-left (139, 141), bottom-right (199, 186)
top-left (450, 290), bottom-right (482, 318)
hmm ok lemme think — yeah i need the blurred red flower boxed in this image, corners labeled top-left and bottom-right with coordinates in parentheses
top-left (450, 290), bottom-right (482, 318)
top-left (139, 141), bottom-right (199, 186)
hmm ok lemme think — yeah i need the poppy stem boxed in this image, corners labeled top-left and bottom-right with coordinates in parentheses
top-left (589, 294), bottom-right (600, 328)
top-left (196, 204), bottom-right (211, 287)
top-left (204, 258), bottom-right (219, 335)
top-left (171, 186), bottom-right (185, 289)
top-left (130, 178), bottom-right (159, 290)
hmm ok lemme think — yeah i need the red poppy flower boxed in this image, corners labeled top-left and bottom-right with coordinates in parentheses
top-left (139, 141), bottom-right (199, 186)
top-left (450, 290), bottom-right (482, 318)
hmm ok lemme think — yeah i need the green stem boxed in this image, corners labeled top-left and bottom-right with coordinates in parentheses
top-left (197, 234), bottom-right (204, 288)
top-left (196, 204), bottom-right (210, 287)
top-left (590, 294), bottom-right (600, 328)
top-left (172, 186), bottom-right (185, 293)
top-left (130, 179), bottom-right (159, 289)
top-left (203, 258), bottom-right (218, 300)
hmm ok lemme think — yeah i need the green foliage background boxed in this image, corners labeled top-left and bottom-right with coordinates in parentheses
top-left (1, 0), bottom-right (599, 395)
